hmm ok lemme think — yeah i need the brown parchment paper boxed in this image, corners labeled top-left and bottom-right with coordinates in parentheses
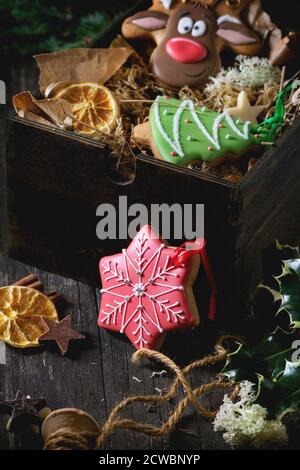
top-left (13, 91), bottom-right (73, 129)
top-left (35, 47), bottom-right (133, 95)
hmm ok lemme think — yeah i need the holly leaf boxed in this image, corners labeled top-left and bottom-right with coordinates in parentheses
top-left (279, 259), bottom-right (300, 329)
top-left (257, 361), bottom-right (300, 418)
top-left (223, 330), bottom-right (300, 418)
top-left (222, 330), bottom-right (296, 383)
top-left (223, 242), bottom-right (300, 419)
top-left (260, 244), bottom-right (300, 329)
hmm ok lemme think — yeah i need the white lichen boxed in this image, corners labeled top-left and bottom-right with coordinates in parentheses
top-left (213, 381), bottom-right (288, 449)
top-left (205, 56), bottom-right (281, 94)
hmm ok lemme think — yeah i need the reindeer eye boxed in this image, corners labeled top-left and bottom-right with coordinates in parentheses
top-left (192, 20), bottom-right (207, 37)
top-left (178, 16), bottom-right (193, 35)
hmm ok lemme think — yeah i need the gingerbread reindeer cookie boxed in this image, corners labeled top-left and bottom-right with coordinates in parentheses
top-left (123, 2), bottom-right (258, 89)
top-left (209, 0), bottom-right (260, 56)
top-left (213, 0), bottom-right (297, 65)
top-left (123, 1), bottom-right (297, 87)
top-left (122, 0), bottom-right (179, 46)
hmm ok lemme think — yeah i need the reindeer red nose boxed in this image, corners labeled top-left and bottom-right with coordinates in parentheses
top-left (166, 37), bottom-right (208, 63)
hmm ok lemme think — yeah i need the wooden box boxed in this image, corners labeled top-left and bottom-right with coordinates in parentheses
top-left (5, 0), bottom-right (300, 320)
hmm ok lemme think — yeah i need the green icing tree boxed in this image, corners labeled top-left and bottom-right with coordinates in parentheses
top-left (150, 84), bottom-right (294, 167)
top-left (150, 96), bottom-right (267, 166)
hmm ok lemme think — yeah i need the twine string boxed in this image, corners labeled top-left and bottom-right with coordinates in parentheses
top-left (44, 431), bottom-right (97, 451)
top-left (44, 336), bottom-right (241, 450)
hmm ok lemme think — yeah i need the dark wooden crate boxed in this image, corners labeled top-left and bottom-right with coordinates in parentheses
top-left (2, 0), bottom-right (300, 453)
top-left (6, 114), bottom-right (300, 321)
top-left (5, 116), bottom-right (236, 312)
top-left (5, 0), bottom-right (300, 320)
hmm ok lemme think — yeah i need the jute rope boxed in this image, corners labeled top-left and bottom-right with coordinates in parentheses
top-left (44, 335), bottom-right (241, 450)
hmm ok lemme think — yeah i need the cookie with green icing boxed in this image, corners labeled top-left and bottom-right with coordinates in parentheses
top-left (150, 96), bottom-right (268, 166)
top-left (133, 85), bottom-right (292, 168)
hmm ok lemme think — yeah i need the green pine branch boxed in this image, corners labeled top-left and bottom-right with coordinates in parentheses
top-left (0, 0), bottom-right (139, 56)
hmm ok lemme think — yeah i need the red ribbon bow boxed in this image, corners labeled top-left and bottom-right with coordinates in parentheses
top-left (171, 239), bottom-right (217, 321)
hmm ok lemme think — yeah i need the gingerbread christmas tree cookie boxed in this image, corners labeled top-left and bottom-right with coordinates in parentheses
top-left (150, 96), bottom-right (266, 166)
top-left (134, 83), bottom-right (294, 167)
top-left (98, 225), bottom-right (203, 350)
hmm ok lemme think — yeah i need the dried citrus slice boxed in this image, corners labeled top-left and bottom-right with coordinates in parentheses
top-left (54, 83), bottom-right (120, 136)
top-left (0, 286), bottom-right (58, 348)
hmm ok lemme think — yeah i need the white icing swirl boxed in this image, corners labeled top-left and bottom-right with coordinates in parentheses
top-left (153, 97), bottom-right (251, 158)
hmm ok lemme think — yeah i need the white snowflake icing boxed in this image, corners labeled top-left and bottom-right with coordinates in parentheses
top-left (100, 232), bottom-right (185, 349)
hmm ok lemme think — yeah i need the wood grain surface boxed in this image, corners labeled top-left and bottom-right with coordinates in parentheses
top-left (1, 0), bottom-right (300, 449)
top-left (0, 24), bottom-right (229, 454)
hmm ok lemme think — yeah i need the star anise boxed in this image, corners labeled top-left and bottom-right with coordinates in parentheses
top-left (0, 390), bottom-right (47, 433)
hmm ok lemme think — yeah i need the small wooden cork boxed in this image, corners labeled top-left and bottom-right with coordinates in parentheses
top-left (42, 408), bottom-right (99, 441)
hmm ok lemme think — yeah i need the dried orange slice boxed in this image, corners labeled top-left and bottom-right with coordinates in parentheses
top-left (54, 83), bottom-right (120, 136)
top-left (0, 286), bottom-right (58, 348)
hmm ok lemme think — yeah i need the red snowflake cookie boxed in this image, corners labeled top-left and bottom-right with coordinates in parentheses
top-left (98, 225), bottom-right (200, 350)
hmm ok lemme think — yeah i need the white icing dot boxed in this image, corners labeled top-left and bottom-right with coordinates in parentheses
top-left (178, 286), bottom-right (184, 291)
top-left (133, 283), bottom-right (147, 297)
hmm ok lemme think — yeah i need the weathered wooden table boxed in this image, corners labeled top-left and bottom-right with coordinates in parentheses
top-left (0, 256), bottom-right (230, 451)
top-left (0, 57), bottom-right (228, 451)
top-left (1, 54), bottom-right (299, 452)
